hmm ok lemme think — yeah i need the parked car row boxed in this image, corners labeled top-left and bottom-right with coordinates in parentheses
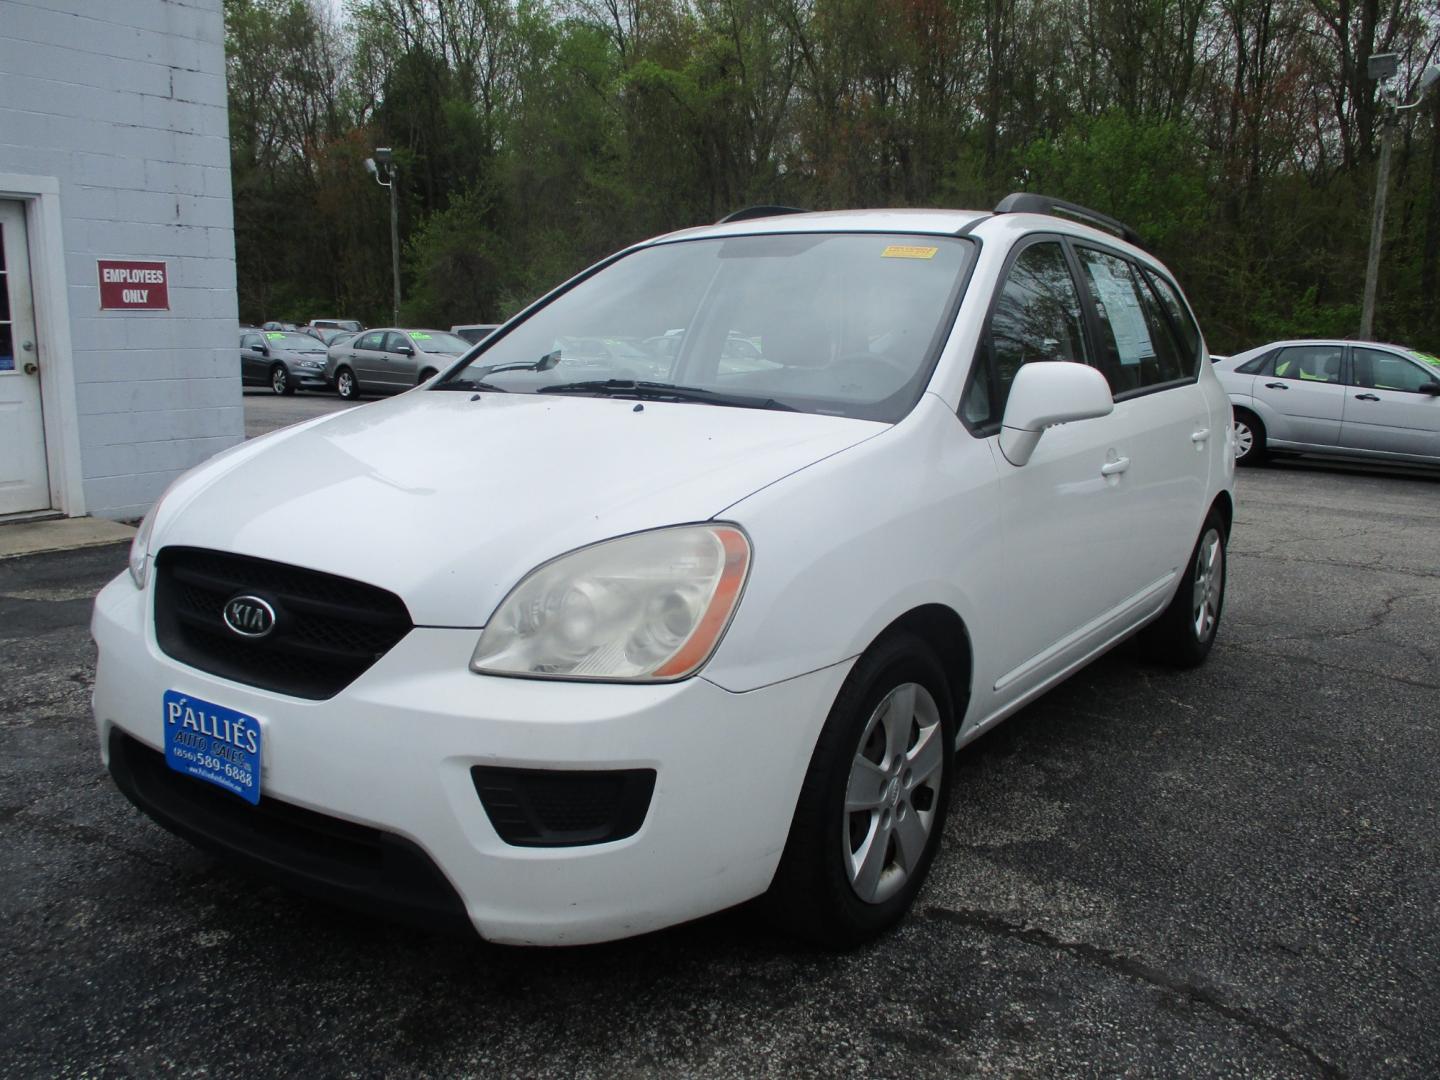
top-left (1214, 339), bottom-right (1439, 466)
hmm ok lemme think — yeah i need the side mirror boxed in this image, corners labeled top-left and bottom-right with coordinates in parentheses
top-left (1420, 382), bottom-right (1440, 396)
top-left (396, 344), bottom-right (414, 356)
top-left (999, 361), bottom-right (1115, 466)
top-left (257, 344), bottom-right (269, 356)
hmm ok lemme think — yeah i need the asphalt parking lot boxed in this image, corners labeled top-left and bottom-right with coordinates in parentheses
top-left (242, 387), bottom-right (356, 437)
top-left (3, 443), bottom-right (1438, 1076)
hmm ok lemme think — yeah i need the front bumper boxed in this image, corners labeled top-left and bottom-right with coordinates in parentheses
top-left (92, 573), bottom-right (849, 945)
top-left (289, 366), bottom-right (329, 389)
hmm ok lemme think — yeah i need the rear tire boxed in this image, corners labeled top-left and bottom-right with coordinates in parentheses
top-left (1140, 513), bottom-right (1227, 668)
top-left (336, 366), bottom-right (361, 400)
top-left (269, 364), bottom-right (295, 396)
top-left (767, 632), bottom-right (955, 948)
top-left (1232, 409), bottom-right (1266, 466)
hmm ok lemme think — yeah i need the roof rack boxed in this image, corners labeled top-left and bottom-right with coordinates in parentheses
top-left (993, 193), bottom-right (1143, 248)
top-left (716, 205), bottom-right (809, 225)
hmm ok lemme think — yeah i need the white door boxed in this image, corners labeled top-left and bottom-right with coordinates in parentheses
top-left (965, 239), bottom-right (1139, 694)
top-left (0, 200), bottom-right (50, 515)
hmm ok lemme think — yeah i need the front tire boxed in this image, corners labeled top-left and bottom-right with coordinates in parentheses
top-left (269, 364), bottom-right (295, 396)
top-left (1140, 513), bottom-right (1227, 668)
top-left (1232, 409), bottom-right (1267, 466)
top-left (767, 632), bottom-right (955, 948)
top-left (335, 366), bottom-right (360, 401)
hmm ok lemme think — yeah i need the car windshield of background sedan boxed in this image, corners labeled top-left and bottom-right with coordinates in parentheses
top-left (410, 331), bottom-right (472, 355)
top-left (267, 332), bottom-right (326, 352)
top-left (437, 233), bottom-right (975, 422)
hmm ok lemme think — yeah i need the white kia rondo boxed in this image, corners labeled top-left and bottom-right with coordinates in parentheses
top-left (93, 195), bottom-right (1236, 947)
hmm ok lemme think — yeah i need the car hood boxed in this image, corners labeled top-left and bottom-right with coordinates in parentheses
top-left (152, 391), bottom-right (885, 626)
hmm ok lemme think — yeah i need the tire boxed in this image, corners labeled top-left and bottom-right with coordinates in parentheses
top-left (1140, 512), bottom-right (1227, 668)
top-left (1232, 409), bottom-right (1267, 466)
top-left (335, 366), bottom-right (361, 401)
top-left (269, 364), bottom-right (295, 396)
top-left (767, 632), bottom-right (956, 948)
top-left (418, 367), bottom-right (438, 385)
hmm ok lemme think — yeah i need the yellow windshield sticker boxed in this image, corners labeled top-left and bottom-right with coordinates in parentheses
top-left (413, 332), bottom-right (432, 339)
top-left (1412, 351), bottom-right (1440, 367)
top-left (881, 244), bottom-right (939, 260)
top-left (266, 332), bottom-right (285, 339)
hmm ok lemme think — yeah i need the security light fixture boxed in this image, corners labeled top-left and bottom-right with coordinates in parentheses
top-left (1367, 52), bottom-right (1399, 82)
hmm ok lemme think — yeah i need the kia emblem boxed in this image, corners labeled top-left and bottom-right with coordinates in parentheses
top-left (223, 595), bottom-right (277, 638)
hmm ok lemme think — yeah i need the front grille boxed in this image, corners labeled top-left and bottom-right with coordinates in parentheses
top-left (153, 547), bottom-right (413, 700)
top-left (108, 730), bottom-right (472, 934)
top-left (472, 766), bottom-right (656, 847)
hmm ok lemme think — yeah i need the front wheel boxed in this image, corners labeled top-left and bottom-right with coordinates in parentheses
top-left (1140, 513), bottom-right (1227, 668)
top-left (269, 364), bottom-right (294, 396)
top-left (767, 632), bottom-right (955, 947)
top-left (335, 366), bottom-right (360, 401)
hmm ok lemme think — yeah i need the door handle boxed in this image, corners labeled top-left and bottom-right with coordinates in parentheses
top-left (1100, 456), bottom-right (1130, 476)
top-left (1354, 393), bottom-right (1380, 401)
top-left (23, 361), bottom-right (38, 376)
top-left (1191, 428), bottom-right (1210, 444)
top-left (1264, 382), bottom-right (1289, 390)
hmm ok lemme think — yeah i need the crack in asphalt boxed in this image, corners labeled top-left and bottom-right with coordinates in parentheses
top-left (923, 906), bottom-right (1346, 1078)
top-left (7, 807), bottom-right (178, 873)
top-left (1215, 642), bottom-right (1440, 692)
top-left (1231, 549), bottom-right (1440, 580)
top-left (1225, 590), bottom-right (1423, 651)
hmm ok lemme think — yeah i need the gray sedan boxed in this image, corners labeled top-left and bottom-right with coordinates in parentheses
top-left (1214, 339), bottom-right (1440, 465)
top-left (240, 330), bottom-right (331, 395)
top-left (325, 328), bottom-right (473, 400)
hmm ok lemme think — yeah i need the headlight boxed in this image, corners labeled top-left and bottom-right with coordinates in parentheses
top-left (128, 501), bottom-right (159, 589)
top-left (471, 524), bottom-right (751, 682)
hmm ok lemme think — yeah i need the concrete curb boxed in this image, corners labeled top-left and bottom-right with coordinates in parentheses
top-left (0, 517), bottom-right (137, 560)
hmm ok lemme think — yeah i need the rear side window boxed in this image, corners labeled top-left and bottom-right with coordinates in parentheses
top-left (1236, 351), bottom-right (1274, 374)
top-left (963, 241), bottom-right (1090, 428)
top-left (1272, 344), bottom-right (1342, 383)
top-left (1075, 248), bottom-right (1188, 395)
top-left (1143, 271), bottom-right (1203, 376)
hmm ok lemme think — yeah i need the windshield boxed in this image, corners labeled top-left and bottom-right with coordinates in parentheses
top-left (437, 233), bottom-right (974, 421)
top-left (409, 331), bottom-right (472, 355)
top-left (267, 332), bottom-right (326, 351)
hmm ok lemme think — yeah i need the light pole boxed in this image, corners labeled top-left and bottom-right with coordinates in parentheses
top-left (365, 147), bottom-right (401, 326)
top-left (1360, 57), bottom-right (1440, 340)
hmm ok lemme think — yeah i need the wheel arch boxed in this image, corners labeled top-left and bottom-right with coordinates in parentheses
top-left (1208, 489), bottom-right (1234, 540)
top-left (867, 604), bottom-right (973, 726)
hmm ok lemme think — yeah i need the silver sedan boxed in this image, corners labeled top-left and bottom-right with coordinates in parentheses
top-left (1213, 339), bottom-right (1440, 465)
top-left (325, 329), bottom-right (473, 400)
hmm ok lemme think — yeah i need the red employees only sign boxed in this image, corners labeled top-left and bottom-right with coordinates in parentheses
top-left (98, 260), bottom-right (170, 310)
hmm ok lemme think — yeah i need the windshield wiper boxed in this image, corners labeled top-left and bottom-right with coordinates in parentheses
top-left (473, 350), bottom-right (562, 378)
top-left (430, 378), bottom-right (510, 393)
top-left (536, 379), bottom-right (796, 411)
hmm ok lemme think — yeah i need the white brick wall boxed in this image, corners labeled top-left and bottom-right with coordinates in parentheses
top-left (0, 0), bottom-right (241, 520)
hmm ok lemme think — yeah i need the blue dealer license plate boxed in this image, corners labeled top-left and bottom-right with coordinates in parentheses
top-left (163, 690), bottom-right (263, 805)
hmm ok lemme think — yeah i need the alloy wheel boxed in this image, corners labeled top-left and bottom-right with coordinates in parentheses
top-left (842, 682), bottom-right (944, 905)
top-left (271, 366), bottom-right (288, 395)
top-left (1191, 527), bottom-right (1224, 642)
